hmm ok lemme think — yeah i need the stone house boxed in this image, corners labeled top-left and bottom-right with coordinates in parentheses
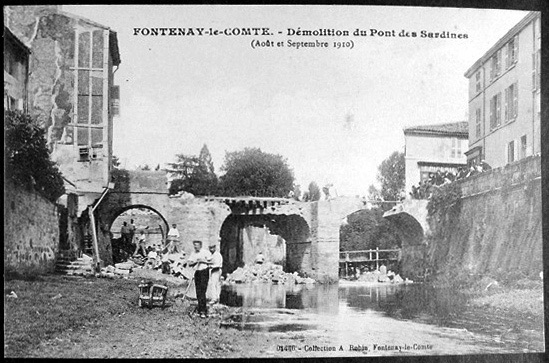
top-left (5, 5), bottom-right (121, 262)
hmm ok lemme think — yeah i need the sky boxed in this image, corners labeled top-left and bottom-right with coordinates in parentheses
top-left (63, 5), bottom-right (529, 196)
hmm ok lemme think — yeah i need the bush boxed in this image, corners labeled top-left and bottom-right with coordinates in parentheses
top-left (4, 110), bottom-right (65, 202)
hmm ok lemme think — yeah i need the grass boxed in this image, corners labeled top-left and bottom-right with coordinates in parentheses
top-left (4, 274), bottom-right (286, 358)
top-left (4, 275), bottom-right (137, 356)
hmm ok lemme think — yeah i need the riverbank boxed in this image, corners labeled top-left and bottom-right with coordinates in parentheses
top-left (4, 273), bottom-right (545, 358)
top-left (3, 274), bottom-right (278, 358)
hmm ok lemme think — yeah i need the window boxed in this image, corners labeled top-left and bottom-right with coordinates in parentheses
top-left (532, 49), bottom-right (540, 91)
top-left (489, 92), bottom-right (501, 130)
top-left (507, 140), bottom-right (515, 163)
top-left (475, 108), bottom-right (482, 138)
top-left (73, 29), bottom-right (105, 154)
top-left (475, 71), bottom-right (481, 93)
top-left (451, 138), bottom-right (463, 159)
top-left (504, 82), bottom-right (518, 122)
top-left (490, 50), bottom-right (501, 81)
top-left (520, 135), bottom-right (528, 159)
top-left (506, 36), bottom-right (518, 68)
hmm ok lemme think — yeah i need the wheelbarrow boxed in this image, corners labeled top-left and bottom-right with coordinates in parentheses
top-left (138, 280), bottom-right (168, 309)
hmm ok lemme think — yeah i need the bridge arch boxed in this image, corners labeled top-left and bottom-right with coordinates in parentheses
top-left (382, 200), bottom-right (429, 247)
top-left (218, 211), bottom-right (312, 276)
top-left (107, 204), bottom-right (170, 237)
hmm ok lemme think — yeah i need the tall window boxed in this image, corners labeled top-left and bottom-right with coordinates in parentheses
top-left (532, 50), bottom-right (540, 92)
top-left (73, 29), bottom-right (106, 159)
top-left (504, 82), bottom-right (518, 122)
top-left (505, 35), bottom-right (518, 69)
top-left (520, 135), bottom-right (527, 159)
top-left (489, 92), bottom-right (501, 130)
top-left (475, 107), bottom-right (482, 138)
top-left (507, 140), bottom-right (515, 163)
top-left (475, 71), bottom-right (481, 93)
top-left (490, 50), bottom-right (501, 81)
top-left (451, 138), bottom-right (462, 159)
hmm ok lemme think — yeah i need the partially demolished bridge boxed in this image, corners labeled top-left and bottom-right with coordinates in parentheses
top-left (92, 170), bottom-right (370, 282)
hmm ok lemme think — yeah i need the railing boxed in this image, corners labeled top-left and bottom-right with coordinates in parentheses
top-left (339, 248), bottom-right (401, 271)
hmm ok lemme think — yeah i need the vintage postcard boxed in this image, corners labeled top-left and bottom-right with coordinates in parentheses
top-left (4, 3), bottom-right (545, 360)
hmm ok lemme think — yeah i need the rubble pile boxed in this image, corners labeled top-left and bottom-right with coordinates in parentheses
top-left (98, 261), bottom-right (139, 279)
top-left (225, 263), bottom-right (315, 284)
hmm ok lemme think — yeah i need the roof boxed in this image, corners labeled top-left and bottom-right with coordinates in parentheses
top-left (464, 11), bottom-right (539, 78)
top-left (4, 26), bottom-right (31, 54)
top-left (403, 121), bottom-right (468, 137)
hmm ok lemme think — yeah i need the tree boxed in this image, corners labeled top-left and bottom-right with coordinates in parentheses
top-left (219, 147), bottom-right (294, 197)
top-left (5, 109), bottom-right (65, 202)
top-left (307, 181), bottom-right (321, 201)
top-left (376, 151), bottom-right (405, 201)
top-left (367, 184), bottom-right (382, 201)
top-left (168, 144), bottom-right (218, 196)
top-left (340, 208), bottom-right (401, 251)
top-left (292, 184), bottom-right (302, 201)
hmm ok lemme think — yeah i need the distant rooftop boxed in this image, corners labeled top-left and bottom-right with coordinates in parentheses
top-left (403, 121), bottom-right (468, 137)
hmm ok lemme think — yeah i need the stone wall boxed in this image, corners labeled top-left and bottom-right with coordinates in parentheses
top-left (4, 183), bottom-right (60, 274)
top-left (401, 155), bottom-right (542, 280)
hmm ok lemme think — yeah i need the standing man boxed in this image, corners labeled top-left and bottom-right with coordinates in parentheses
top-left (207, 243), bottom-right (223, 304)
top-left (167, 223), bottom-right (180, 247)
top-left (129, 219), bottom-right (137, 245)
top-left (187, 240), bottom-right (211, 318)
top-left (120, 221), bottom-right (130, 245)
top-left (133, 230), bottom-right (147, 257)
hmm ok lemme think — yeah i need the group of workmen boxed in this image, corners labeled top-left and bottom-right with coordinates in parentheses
top-left (123, 221), bottom-right (223, 318)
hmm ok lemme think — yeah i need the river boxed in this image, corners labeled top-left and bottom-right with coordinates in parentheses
top-left (218, 282), bottom-right (544, 356)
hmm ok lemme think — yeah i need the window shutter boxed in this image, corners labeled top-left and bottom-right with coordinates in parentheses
top-left (513, 82), bottom-right (518, 118)
top-left (489, 97), bottom-right (494, 129)
top-left (503, 44), bottom-right (509, 69)
top-left (514, 139), bottom-right (519, 162)
top-left (514, 35), bottom-right (519, 64)
top-left (504, 87), bottom-right (509, 122)
top-left (496, 92), bottom-right (501, 126)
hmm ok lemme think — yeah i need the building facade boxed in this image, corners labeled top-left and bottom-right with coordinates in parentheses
top-left (5, 6), bottom-right (121, 259)
top-left (5, 6), bottom-right (121, 210)
top-left (403, 122), bottom-right (469, 198)
top-left (464, 11), bottom-right (541, 168)
top-left (4, 26), bottom-right (30, 112)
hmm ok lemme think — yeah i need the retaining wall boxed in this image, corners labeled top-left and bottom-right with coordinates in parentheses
top-left (402, 155), bottom-right (543, 280)
top-left (4, 183), bottom-right (60, 274)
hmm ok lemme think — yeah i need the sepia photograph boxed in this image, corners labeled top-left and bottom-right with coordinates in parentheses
top-left (4, 3), bottom-right (545, 359)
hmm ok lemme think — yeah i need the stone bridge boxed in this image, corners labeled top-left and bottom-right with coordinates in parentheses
top-left (383, 199), bottom-right (430, 247)
top-left (93, 170), bottom-right (370, 282)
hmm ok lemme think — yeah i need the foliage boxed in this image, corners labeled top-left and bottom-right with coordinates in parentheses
top-left (376, 151), bottom-right (405, 201)
top-left (4, 109), bottom-right (65, 202)
top-left (168, 144), bottom-right (218, 196)
top-left (339, 208), bottom-right (401, 251)
top-left (292, 184), bottom-right (302, 201)
top-left (307, 181), bottom-right (321, 201)
top-left (219, 147), bottom-right (294, 197)
top-left (426, 182), bottom-right (462, 218)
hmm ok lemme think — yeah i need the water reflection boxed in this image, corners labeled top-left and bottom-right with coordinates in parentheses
top-left (221, 282), bottom-right (471, 327)
top-left (219, 282), bottom-right (544, 352)
top-left (221, 283), bottom-right (339, 314)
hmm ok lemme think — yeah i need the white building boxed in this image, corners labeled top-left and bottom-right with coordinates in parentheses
top-left (403, 122), bottom-right (469, 198)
